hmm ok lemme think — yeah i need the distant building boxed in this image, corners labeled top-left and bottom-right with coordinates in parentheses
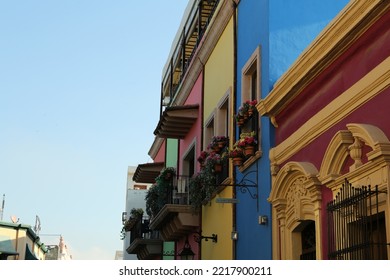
top-left (44, 245), bottom-right (59, 260)
top-left (121, 166), bottom-right (151, 260)
top-left (42, 235), bottom-right (72, 260)
top-left (114, 250), bottom-right (123, 260)
top-left (0, 221), bottom-right (47, 260)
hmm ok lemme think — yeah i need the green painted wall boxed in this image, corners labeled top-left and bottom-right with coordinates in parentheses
top-left (162, 241), bottom-right (175, 260)
top-left (166, 138), bottom-right (178, 168)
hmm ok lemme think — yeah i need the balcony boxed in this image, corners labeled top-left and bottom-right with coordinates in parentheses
top-left (148, 175), bottom-right (200, 241)
top-left (160, 0), bottom-right (220, 111)
top-left (126, 218), bottom-right (163, 260)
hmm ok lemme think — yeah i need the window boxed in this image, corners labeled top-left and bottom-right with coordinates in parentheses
top-left (241, 46), bottom-right (260, 102)
top-left (300, 221), bottom-right (316, 260)
top-left (239, 46), bottom-right (261, 162)
top-left (215, 91), bottom-right (230, 137)
top-left (203, 91), bottom-right (231, 183)
top-left (183, 145), bottom-right (195, 178)
top-left (204, 117), bottom-right (215, 150)
top-left (327, 180), bottom-right (388, 260)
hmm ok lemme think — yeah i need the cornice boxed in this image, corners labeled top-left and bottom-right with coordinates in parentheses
top-left (271, 57), bottom-right (390, 166)
top-left (258, 0), bottom-right (389, 118)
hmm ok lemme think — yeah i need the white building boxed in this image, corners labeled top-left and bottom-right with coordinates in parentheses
top-left (122, 166), bottom-right (152, 260)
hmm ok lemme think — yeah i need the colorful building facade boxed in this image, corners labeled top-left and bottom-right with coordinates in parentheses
top-left (234, 0), bottom-right (349, 259)
top-left (127, 0), bottom-right (389, 260)
top-left (260, 0), bottom-right (390, 259)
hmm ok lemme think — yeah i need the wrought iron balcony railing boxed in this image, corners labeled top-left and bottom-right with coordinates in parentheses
top-left (167, 175), bottom-right (191, 205)
top-left (160, 0), bottom-right (220, 114)
top-left (129, 218), bottom-right (160, 244)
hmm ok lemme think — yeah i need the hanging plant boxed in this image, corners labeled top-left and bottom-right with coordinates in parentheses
top-left (189, 162), bottom-right (217, 212)
top-left (145, 185), bottom-right (160, 218)
top-left (197, 150), bottom-right (209, 167)
top-left (157, 167), bottom-right (176, 180)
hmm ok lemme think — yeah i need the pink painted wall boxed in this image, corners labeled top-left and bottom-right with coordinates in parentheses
top-left (179, 72), bottom-right (203, 174)
top-left (153, 139), bottom-right (166, 163)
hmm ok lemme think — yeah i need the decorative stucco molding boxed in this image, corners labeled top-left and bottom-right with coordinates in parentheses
top-left (268, 161), bottom-right (322, 260)
top-left (269, 57), bottom-right (390, 166)
top-left (258, 0), bottom-right (389, 117)
top-left (319, 123), bottom-right (390, 196)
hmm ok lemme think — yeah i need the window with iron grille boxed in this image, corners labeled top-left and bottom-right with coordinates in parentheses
top-left (327, 179), bottom-right (389, 260)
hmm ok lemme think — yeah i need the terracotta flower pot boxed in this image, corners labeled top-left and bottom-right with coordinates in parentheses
top-left (214, 163), bottom-right (222, 173)
top-left (232, 157), bottom-right (243, 166)
top-left (244, 146), bottom-right (255, 156)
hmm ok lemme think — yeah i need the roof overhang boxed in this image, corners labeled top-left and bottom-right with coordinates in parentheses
top-left (133, 162), bottom-right (164, 183)
top-left (154, 104), bottom-right (199, 139)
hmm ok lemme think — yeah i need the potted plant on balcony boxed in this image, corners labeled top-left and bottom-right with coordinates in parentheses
top-left (130, 208), bottom-right (144, 220)
top-left (205, 151), bottom-right (223, 173)
top-left (197, 150), bottom-right (209, 168)
top-left (235, 99), bottom-right (258, 127)
top-left (237, 131), bottom-right (257, 157)
top-left (235, 106), bottom-right (248, 127)
top-left (207, 135), bottom-right (229, 153)
top-left (158, 167), bottom-right (176, 180)
top-left (244, 99), bottom-right (257, 116)
top-left (123, 208), bottom-right (144, 231)
top-left (212, 135), bottom-right (229, 149)
top-left (228, 147), bottom-right (244, 166)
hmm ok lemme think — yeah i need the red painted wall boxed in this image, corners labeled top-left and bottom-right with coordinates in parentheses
top-left (273, 9), bottom-right (390, 260)
top-left (276, 10), bottom-right (390, 144)
top-left (284, 89), bottom-right (390, 169)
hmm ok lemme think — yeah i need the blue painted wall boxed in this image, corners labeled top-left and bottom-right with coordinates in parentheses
top-left (235, 0), bottom-right (348, 260)
top-left (269, 0), bottom-right (349, 87)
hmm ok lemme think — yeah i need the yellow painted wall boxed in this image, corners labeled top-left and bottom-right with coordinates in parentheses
top-left (201, 186), bottom-right (233, 259)
top-left (202, 17), bottom-right (234, 260)
top-left (204, 18), bottom-right (234, 121)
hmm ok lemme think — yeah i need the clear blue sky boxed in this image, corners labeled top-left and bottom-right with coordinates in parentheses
top-left (0, 1), bottom-right (189, 259)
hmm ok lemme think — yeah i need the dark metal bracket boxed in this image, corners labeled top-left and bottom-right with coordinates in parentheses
top-left (194, 232), bottom-right (218, 243)
top-left (220, 170), bottom-right (258, 200)
top-left (218, 170), bottom-right (258, 211)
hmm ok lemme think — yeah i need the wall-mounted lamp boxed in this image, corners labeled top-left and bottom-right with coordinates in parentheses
top-left (178, 239), bottom-right (195, 260)
top-left (162, 238), bottom-right (195, 260)
top-left (259, 215), bottom-right (268, 225)
top-left (231, 231), bottom-right (238, 241)
top-left (194, 233), bottom-right (218, 243)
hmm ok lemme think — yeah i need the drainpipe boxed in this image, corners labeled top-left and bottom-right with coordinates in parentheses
top-left (231, 0), bottom-right (238, 261)
top-left (199, 60), bottom-right (205, 260)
